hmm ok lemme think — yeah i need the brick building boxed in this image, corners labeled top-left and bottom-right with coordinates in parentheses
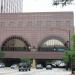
top-left (0, 12), bottom-right (74, 67)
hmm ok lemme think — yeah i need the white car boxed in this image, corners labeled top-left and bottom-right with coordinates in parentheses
top-left (36, 64), bottom-right (43, 69)
top-left (0, 63), bottom-right (5, 68)
top-left (46, 64), bottom-right (52, 70)
top-left (58, 62), bottom-right (66, 67)
top-left (10, 64), bottom-right (18, 69)
top-left (51, 60), bottom-right (66, 68)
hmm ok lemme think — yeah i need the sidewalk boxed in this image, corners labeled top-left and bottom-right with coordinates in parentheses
top-left (0, 67), bottom-right (18, 74)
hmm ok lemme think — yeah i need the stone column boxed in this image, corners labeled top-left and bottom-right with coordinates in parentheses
top-left (32, 59), bottom-right (36, 68)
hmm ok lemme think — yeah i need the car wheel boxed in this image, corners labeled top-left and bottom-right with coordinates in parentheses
top-left (25, 69), bottom-right (27, 71)
top-left (29, 68), bottom-right (30, 71)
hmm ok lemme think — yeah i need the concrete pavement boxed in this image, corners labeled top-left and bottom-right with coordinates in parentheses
top-left (0, 68), bottom-right (71, 75)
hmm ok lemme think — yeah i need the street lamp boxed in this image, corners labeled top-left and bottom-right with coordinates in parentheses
top-left (69, 30), bottom-right (71, 50)
top-left (64, 30), bottom-right (71, 50)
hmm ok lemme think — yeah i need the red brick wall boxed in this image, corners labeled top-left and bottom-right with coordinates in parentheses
top-left (0, 12), bottom-right (74, 59)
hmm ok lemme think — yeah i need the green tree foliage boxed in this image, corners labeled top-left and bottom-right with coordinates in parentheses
top-left (53, 0), bottom-right (74, 6)
top-left (64, 51), bottom-right (69, 63)
top-left (20, 57), bottom-right (33, 64)
top-left (64, 35), bottom-right (75, 63)
top-left (72, 35), bottom-right (75, 49)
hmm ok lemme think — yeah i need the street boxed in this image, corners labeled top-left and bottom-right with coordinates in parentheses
top-left (0, 68), bottom-right (71, 75)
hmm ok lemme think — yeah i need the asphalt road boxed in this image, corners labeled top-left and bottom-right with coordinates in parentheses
top-left (0, 68), bottom-right (71, 75)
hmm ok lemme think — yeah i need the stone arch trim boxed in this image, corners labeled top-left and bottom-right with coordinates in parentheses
top-left (1, 35), bottom-right (31, 51)
top-left (38, 36), bottom-right (66, 49)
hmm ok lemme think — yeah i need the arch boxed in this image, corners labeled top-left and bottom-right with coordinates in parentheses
top-left (38, 36), bottom-right (66, 52)
top-left (1, 35), bottom-right (30, 51)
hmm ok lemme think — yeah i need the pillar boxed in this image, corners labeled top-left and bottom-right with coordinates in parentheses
top-left (31, 59), bottom-right (36, 68)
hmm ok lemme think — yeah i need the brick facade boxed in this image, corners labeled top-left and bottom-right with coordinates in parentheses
top-left (0, 12), bottom-right (74, 59)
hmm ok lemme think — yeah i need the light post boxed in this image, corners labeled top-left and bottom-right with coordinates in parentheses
top-left (69, 30), bottom-right (71, 50)
top-left (63, 29), bottom-right (71, 50)
top-left (67, 30), bottom-right (71, 70)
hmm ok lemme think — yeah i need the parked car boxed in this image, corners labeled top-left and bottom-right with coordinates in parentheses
top-left (52, 63), bottom-right (56, 68)
top-left (10, 64), bottom-right (18, 69)
top-left (36, 64), bottom-right (43, 69)
top-left (51, 60), bottom-right (66, 68)
top-left (0, 63), bottom-right (5, 68)
top-left (18, 62), bottom-right (31, 71)
top-left (46, 64), bottom-right (52, 70)
top-left (58, 61), bottom-right (66, 68)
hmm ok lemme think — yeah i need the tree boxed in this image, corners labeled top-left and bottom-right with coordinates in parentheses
top-left (20, 57), bottom-right (33, 64)
top-left (64, 35), bottom-right (75, 68)
top-left (53, 0), bottom-right (74, 6)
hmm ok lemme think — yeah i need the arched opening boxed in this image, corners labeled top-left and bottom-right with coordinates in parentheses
top-left (38, 39), bottom-right (65, 52)
top-left (1, 36), bottom-right (30, 51)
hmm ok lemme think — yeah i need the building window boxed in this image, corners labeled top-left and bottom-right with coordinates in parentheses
top-left (1, 36), bottom-right (30, 51)
top-left (38, 39), bottom-right (65, 52)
